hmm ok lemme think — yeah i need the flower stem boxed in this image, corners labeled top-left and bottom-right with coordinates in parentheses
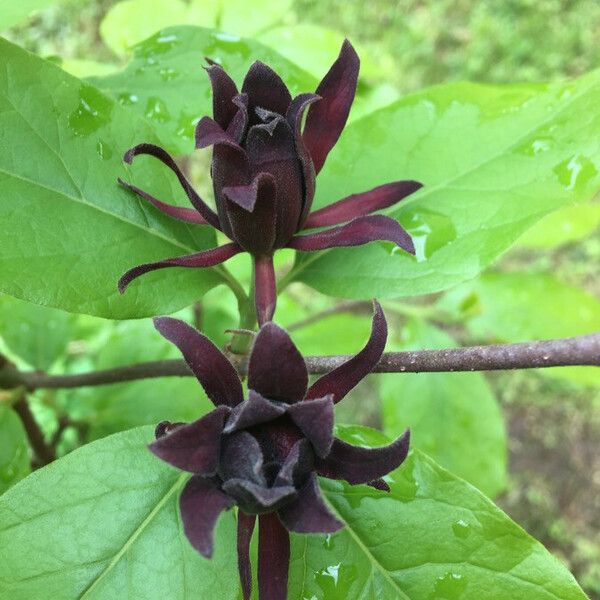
top-left (253, 255), bottom-right (277, 327)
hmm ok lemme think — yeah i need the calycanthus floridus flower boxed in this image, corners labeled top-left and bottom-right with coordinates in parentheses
top-left (149, 301), bottom-right (409, 600)
top-left (118, 40), bottom-right (422, 324)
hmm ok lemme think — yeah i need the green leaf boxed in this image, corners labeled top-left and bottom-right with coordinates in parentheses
top-left (439, 272), bottom-right (600, 387)
top-left (0, 0), bottom-right (63, 30)
top-left (380, 320), bottom-right (507, 497)
top-left (100, 0), bottom-right (294, 57)
top-left (0, 427), bottom-right (238, 599)
top-left (289, 74), bottom-right (600, 299)
top-left (288, 426), bottom-right (587, 600)
top-left (92, 26), bottom-right (317, 155)
top-left (517, 202), bottom-right (600, 248)
top-left (58, 319), bottom-right (212, 440)
top-left (0, 295), bottom-right (76, 370)
top-left (0, 38), bottom-right (226, 319)
top-left (0, 405), bottom-right (29, 494)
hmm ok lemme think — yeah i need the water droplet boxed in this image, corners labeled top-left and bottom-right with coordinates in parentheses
top-left (314, 562), bottom-right (358, 597)
top-left (96, 140), bottom-right (113, 161)
top-left (553, 154), bottom-right (598, 191)
top-left (401, 210), bottom-right (457, 262)
top-left (452, 519), bottom-right (471, 539)
top-left (175, 112), bottom-right (200, 139)
top-left (135, 30), bottom-right (181, 58)
top-left (68, 85), bottom-right (112, 137)
top-left (117, 93), bottom-right (138, 106)
top-left (430, 572), bottom-right (467, 599)
top-left (145, 97), bottom-right (171, 123)
top-left (159, 66), bottom-right (180, 81)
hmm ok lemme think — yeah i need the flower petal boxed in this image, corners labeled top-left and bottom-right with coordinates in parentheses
top-left (117, 178), bottom-right (208, 224)
top-left (274, 439), bottom-right (315, 488)
top-left (153, 316), bottom-right (244, 407)
top-left (303, 39), bottom-right (359, 174)
top-left (368, 478), bottom-right (391, 492)
top-left (224, 390), bottom-right (286, 434)
top-left (222, 479), bottom-right (296, 514)
top-left (242, 61), bottom-right (292, 125)
top-left (286, 395), bottom-right (334, 458)
top-left (253, 255), bottom-right (277, 326)
top-left (219, 431), bottom-right (266, 486)
top-left (222, 172), bottom-right (278, 255)
top-left (287, 214), bottom-right (415, 254)
top-left (245, 117), bottom-right (304, 248)
top-left (248, 322), bottom-right (308, 402)
top-left (179, 475), bottom-right (235, 558)
top-left (123, 143), bottom-right (220, 229)
top-left (148, 406), bottom-right (229, 473)
top-left (195, 116), bottom-right (246, 152)
top-left (118, 243), bottom-right (242, 294)
top-left (304, 180), bottom-right (423, 229)
top-left (227, 93), bottom-right (249, 142)
top-left (237, 512), bottom-right (256, 600)
top-left (306, 300), bottom-right (386, 403)
top-left (258, 513), bottom-right (290, 600)
top-left (316, 429), bottom-right (410, 484)
top-left (205, 63), bottom-right (239, 130)
top-left (286, 93), bottom-right (320, 225)
top-left (277, 474), bottom-right (343, 533)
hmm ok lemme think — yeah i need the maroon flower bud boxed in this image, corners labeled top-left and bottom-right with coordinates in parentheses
top-left (148, 301), bottom-right (409, 600)
top-left (118, 41), bottom-right (423, 325)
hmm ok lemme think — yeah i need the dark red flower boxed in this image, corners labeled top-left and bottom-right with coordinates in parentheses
top-left (149, 302), bottom-right (409, 600)
top-left (118, 41), bottom-right (422, 325)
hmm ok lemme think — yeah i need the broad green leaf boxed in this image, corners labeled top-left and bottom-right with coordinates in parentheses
top-left (0, 427), bottom-right (238, 599)
top-left (0, 405), bottom-right (29, 494)
top-left (100, 0), bottom-right (294, 57)
top-left (0, 0), bottom-right (63, 30)
top-left (0, 295), bottom-right (75, 370)
top-left (517, 202), bottom-right (600, 248)
top-left (288, 425), bottom-right (587, 600)
top-left (57, 319), bottom-right (212, 440)
top-left (93, 26), bottom-right (317, 155)
top-left (0, 38), bottom-right (226, 318)
top-left (289, 74), bottom-right (600, 299)
top-left (439, 272), bottom-right (600, 387)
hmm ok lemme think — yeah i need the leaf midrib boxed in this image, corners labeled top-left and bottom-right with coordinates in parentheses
top-left (78, 474), bottom-right (186, 599)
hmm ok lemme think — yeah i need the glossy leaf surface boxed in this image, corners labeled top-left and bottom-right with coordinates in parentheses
top-left (0, 405), bottom-right (29, 495)
top-left (0, 38), bottom-right (223, 318)
top-left (290, 75), bottom-right (600, 298)
top-left (0, 427), bottom-right (237, 599)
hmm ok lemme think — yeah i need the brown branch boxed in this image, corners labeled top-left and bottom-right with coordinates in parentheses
top-left (0, 333), bottom-right (598, 391)
top-left (13, 396), bottom-right (55, 466)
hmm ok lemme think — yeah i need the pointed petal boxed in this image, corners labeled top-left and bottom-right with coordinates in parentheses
top-left (242, 61), bottom-right (292, 122)
top-left (368, 478), bottom-right (391, 492)
top-left (180, 475), bottom-right (234, 557)
top-left (253, 255), bottom-right (277, 327)
top-left (227, 93), bottom-right (249, 142)
top-left (224, 174), bottom-right (277, 255)
top-left (248, 322), bottom-right (308, 402)
top-left (286, 395), bottom-right (334, 457)
top-left (316, 429), bottom-right (410, 485)
top-left (148, 406), bottom-right (229, 473)
top-left (118, 243), bottom-right (242, 294)
top-left (258, 513), bottom-right (290, 600)
top-left (224, 390), bottom-right (285, 434)
top-left (153, 316), bottom-right (244, 407)
top-left (195, 116), bottom-right (246, 152)
top-left (286, 93), bottom-right (320, 226)
top-left (287, 215), bottom-right (415, 254)
top-left (237, 512), bottom-right (256, 600)
top-left (155, 421), bottom-right (185, 438)
top-left (277, 474), bottom-right (343, 533)
top-left (222, 479), bottom-right (296, 514)
top-left (303, 40), bottom-right (359, 174)
top-left (205, 63), bottom-right (239, 129)
top-left (304, 180), bottom-right (423, 229)
top-left (245, 117), bottom-right (304, 248)
top-left (118, 178), bottom-right (208, 224)
top-left (123, 143), bottom-right (220, 229)
top-left (306, 300), bottom-right (386, 403)
top-left (219, 431), bottom-right (266, 485)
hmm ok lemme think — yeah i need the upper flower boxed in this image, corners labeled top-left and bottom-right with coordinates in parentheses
top-left (149, 302), bottom-right (409, 600)
top-left (118, 40), bottom-right (422, 324)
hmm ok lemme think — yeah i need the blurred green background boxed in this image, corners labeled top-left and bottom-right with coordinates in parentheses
top-left (1, 0), bottom-right (599, 596)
